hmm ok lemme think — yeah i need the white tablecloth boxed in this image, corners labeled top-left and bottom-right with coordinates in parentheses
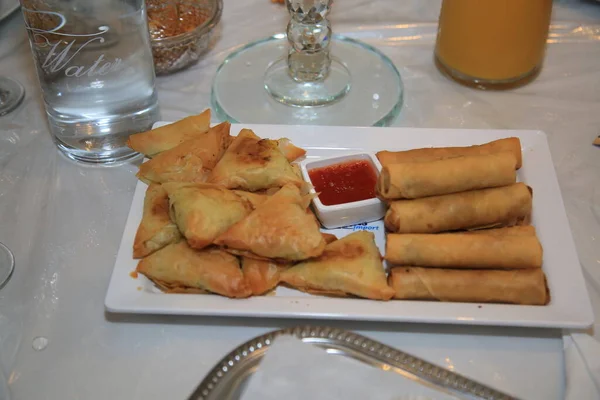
top-left (0, 1), bottom-right (599, 399)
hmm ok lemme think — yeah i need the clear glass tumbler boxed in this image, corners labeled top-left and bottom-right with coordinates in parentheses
top-left (20, 0), bottom-right (160, 164)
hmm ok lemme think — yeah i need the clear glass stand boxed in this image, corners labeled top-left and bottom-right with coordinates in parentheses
top-left (211, 1), bottom-right (403, 127)
top-left (264, 57), bottom-right (351, 107)
top-left (0, 77), bottom-right (25, 116)
top-left (0, 242), bottom-right (14, 290)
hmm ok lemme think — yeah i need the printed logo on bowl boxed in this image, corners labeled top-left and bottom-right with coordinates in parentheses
top-left (338, 222), bottom-right (381, 232)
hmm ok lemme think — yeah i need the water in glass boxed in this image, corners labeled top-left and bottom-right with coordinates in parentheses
top-left (20, 0), bottom-right (160, 163)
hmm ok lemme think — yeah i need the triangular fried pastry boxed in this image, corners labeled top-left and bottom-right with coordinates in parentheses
top-left (207, 129), bottom-right (304, 191)
top-left (163, 182), bottom-right (255, 250)
top-left (277, 138), bottom-right (306, 162)
top-left (154, 282), bottom-right (208, 294)
top-left (322, 232), bottom-right (338, 244)
top-left (136, 121), bottom-right (231, 184)
top-left (127, 109), bottom-right (211, 157)
top-left (279, 231), bottom-right (395, 300)
top-left (214, 184), bottom-right (326, 261)
top-left (133, 184), bottom-right (182, 258)
top-left (136, 241), bottom-right (251, 298)
top-left (241, 257), bottom-right (289, 296)
top-left (232, 190), bottom-right (269, 209)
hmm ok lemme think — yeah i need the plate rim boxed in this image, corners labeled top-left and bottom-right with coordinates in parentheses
top-left (186, 325), bottom-right (519, 400)
top-left (105, 124), bottom-right (594, 330)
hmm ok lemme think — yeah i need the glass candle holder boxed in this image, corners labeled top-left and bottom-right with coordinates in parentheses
top-left (210, 0), bottom-right (404, 126)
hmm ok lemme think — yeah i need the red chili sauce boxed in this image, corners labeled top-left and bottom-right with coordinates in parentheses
top-left (308, 160), bottom-right (378, 206)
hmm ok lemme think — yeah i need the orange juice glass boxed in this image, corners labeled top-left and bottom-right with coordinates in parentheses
top-left (435, 0), bottom-right (552, 89)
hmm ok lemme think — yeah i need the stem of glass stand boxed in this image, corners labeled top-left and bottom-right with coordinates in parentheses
top-left (286, 0), bottom-right (332, 83)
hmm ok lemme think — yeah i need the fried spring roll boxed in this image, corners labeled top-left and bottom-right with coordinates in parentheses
top-left (376, 152), bottom-right (517, 200)
top-left (384, 183), bottom-right (532, 233)
top-left (376, 137), bottom-right (522, 169)
top-left (385, 233), bottom-right (543, 269)
top-left (464, 226), bottom-right (536, 236)
top-left (388, 267), bottom-right (549, 305)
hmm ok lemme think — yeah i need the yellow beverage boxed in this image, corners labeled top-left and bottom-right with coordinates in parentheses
top-left (435, 0), bottom-right (552, 87)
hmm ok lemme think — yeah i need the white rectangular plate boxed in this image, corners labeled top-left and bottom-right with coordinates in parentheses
top-left (105, 124), bottom-right (594, 329)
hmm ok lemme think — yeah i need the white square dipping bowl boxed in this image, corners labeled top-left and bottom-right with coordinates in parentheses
top-left (300, 152), bottom-right (386, 229)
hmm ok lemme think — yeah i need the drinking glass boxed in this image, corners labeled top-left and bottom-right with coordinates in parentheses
top-left (0, 77), bottom-right (25, 116)
top-left (435, 0), bottom-right (553, 89)
top-left (19, 0), bottom-right (160, 164)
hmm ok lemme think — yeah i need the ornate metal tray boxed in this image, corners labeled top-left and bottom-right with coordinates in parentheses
top-left (187, 326), bottom-right (518, 400)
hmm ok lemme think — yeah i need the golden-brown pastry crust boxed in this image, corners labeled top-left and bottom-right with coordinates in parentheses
top-left (127, 109), bottom-right (212, 157)
top-left (207, 129), bottom-right (304, 191)
top-left (163, 182), bottom-right (255, 250)
top-left (280, 231), bottom-right (395, 301)
top-left (277, 138), bottom-right (306, 162)
top-left (464, 225), bottom-right (536, 236)
top-left (136, 241), bottom-right (251, 298)
top-left (136, 121), bottom-right (231, 184)
top-left (376, 137), bottom-right (522, 169)
top-left (385, 232), bottom-right (543, 269)
top-left (242, 257), bottom-right (288, 296)
top-left (321, 232), bottom-right (338, 244)
top-left (232, 190), bottom-right (269, 209)
top-left (388, 267), bottom-right (549, 305)
top-left (384, 183), bottom-right (532, 234)
top-left (214, 184), bottom-right (326, 261)
top-left (133, 184), bottom-right (181, 258)
top-left (376, 152), bottom-right (517, 200)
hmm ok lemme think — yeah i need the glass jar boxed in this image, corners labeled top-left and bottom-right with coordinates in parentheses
top-left (435, 0), bottom-right (553, 89)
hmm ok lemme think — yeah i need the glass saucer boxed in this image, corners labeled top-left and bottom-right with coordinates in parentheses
top-left (0, 242), bottom-right (14, 290)
top-left (0, 77), bottom-right (25, 116)
top-left (211, 34), bottom-right (403, 127)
